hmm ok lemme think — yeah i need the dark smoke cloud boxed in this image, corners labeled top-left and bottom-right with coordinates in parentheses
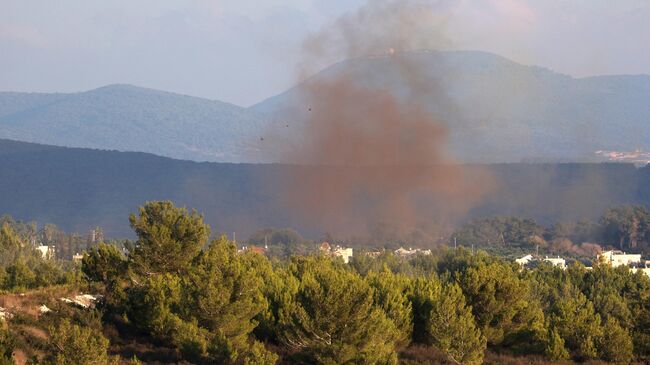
top-left (276, 0), bottom-right (495, 239)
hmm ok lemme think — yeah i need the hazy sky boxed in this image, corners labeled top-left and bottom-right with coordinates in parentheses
top-left (2, 0), bottom-right (649, 106)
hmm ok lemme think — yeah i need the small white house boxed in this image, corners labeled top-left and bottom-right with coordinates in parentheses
top-left (36, 245), bottom-right (55, 260)
top-left (544, 256), bottom-right (566, 269)
top-left (333, 246), bottom-right (353, 264)
top-left (597, 250), bottom-right (642, 268)
top-left (515, 254), bottom-right (534, 266)
top-left (394, 247), bottom-right (432, 258)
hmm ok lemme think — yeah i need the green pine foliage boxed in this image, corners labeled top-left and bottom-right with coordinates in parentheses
top-left (545, 329), bottom-right (570, 361)
top-left (3, 202), bottom-right (650, 364)
top-left (275, 257), bottom-right (399, 364)
top-left (46, 319), bottom-right (119, 365)
top-left (599, 317), bottom-right (633, 364)
top-left (365, 270), bottom-right (413, 348)
top-left (410, 277), bottom-right (486, 365)
top-left (129, 201), bottom-right (210, 275)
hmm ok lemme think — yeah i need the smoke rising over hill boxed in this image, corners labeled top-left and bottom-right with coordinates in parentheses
top-left (280, 0), bottom-right (494, 237)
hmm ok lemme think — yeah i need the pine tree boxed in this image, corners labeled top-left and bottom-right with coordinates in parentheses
top-left (276, 257), bottom-right (399, 364)
top-left (550, 287), bottom-right (602, 360)
top-left (365, 269), bottom-right (413, 347)
top-left (129, 201), bottom-right (209, 275)
top-left (545, 329), bottom-right (570, 361)
top-left (456, 260), bottom-right (541, 345)
top-left (599, 317), bottom-right (633, 364)
top-left (82, 243), bottom-right (127, 284)
top-left (181, 236), bottom-right (267, 360)
top-left (410, 277), bottom-right (486, 365)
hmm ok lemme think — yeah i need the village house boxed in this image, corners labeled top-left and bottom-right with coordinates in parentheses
top-left (364, 250), bottom-right (384, 258)
top-left (543, 256), bottom-right (566, 269)
top-left (597, 250), bottom-right (642, 267)
top-left (394, 247), bottom-right (432, 258)
top-left (515, 254), bottom-right (567, 269)
top-left (36, 245), bottom-right (55, 260)
top-left (320, 242), bottom-right (354, 264)
top-left (515, 254), bottom-right (533, 266)
top-left (333, 246), bottom-right (353, 264)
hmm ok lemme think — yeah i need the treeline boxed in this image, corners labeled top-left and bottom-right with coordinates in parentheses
top-left (0, 215), bottom-right (106, 260)
top-left (67, 201), bottom-right (650, 364)
top-left (0, 222), bottom-right (81, 292)
top-left (454, 205), bottom-right (650, 254)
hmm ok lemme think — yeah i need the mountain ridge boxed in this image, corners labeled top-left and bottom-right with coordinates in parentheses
top-left (1, 50), bottom-right (649, 163)
top-left (250, 50), bottom-right (650, 163)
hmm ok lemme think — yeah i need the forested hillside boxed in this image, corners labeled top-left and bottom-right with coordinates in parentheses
top-left (0, 85), bottom-right (267, 162)
top-left (0, 139), bottom-right (648, 240)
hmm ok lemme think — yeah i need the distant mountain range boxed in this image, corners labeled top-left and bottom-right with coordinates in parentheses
top-left (1, 50), bottom-right (649, 163)
top-left (0, 138), bottom-right (647, 239)
top-left (252, 50), bottom-right (650, 163)
top-left (0, 84), bottom-right (267, 162)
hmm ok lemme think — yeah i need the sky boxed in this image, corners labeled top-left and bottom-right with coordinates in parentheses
top-left (1, 0), bottom-right (649, 106)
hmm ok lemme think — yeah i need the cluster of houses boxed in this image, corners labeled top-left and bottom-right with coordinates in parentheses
top-left (515, 250), bottom-right (650, 276)
top-left (35, 244), bottom-right (84, 263)
top-left (319, 242), bottom-right (354, 263)
top-left (235, 241), bottom-right (356, 264)
top-left (394, 247), bottom-right (432, 258)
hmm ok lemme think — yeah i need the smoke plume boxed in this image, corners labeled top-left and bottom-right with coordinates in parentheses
top-left (279, 0), bottom-right (495, 239)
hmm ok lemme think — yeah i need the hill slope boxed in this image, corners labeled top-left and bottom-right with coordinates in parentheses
top-left (0, 139), bottom-right (647, 239)
top-left (0, 85), bottom-right (267, 162)
top-left (252, 50), bottom-right (650, 163)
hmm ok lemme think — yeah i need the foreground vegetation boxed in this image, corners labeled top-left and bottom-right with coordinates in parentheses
top-left (1, 201), bottom-right (650, 364)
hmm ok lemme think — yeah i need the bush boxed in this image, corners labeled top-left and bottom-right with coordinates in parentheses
top-left (47, 319), bottom-right (119, 365)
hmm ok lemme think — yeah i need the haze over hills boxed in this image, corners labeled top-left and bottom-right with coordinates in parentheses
top-left (0, 84), bottom-right (267, 162)
top-left (253, 50), bottom-right (650, 163)
top-left (1, 50), bottom-right (649, 163)
top-left (0, 138), bottom-right (647, 239)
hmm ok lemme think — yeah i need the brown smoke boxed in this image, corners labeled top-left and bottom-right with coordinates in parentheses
top-left (279, 0), bottom-right (495, 239)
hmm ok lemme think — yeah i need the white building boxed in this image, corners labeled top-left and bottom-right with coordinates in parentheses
top-left (36, 245), bottom-right (55, 260)
top-left (515, 254), bottom-right (534, 266)
top-left (72, 252), bottom-right (84, 263)
top-left (333, 246), bottom-right (353, 264)
top-left (394, 247), bottom-right (432, 258)
top-left (597, 250), bottom-right (642, 267)
top-left (544, 256), bottom-right (566, 269)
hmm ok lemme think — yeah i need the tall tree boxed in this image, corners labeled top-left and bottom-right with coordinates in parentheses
top-left (456, 260), bottom-right (545, 346)
top-left (276, 257), bottom-right (399, 364)
top-left (549, 287), bottom-right (602, 360)
top-left (410, 277), bottom-right (486, 365)
top-left (365, 270), bottom-right (413, 348)
top-left (181, 237), bottom-right (268, 361)
top-left (129, 201), bottom-right (209, 275)
top-left (600, 205), bottom-right (650, 249)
